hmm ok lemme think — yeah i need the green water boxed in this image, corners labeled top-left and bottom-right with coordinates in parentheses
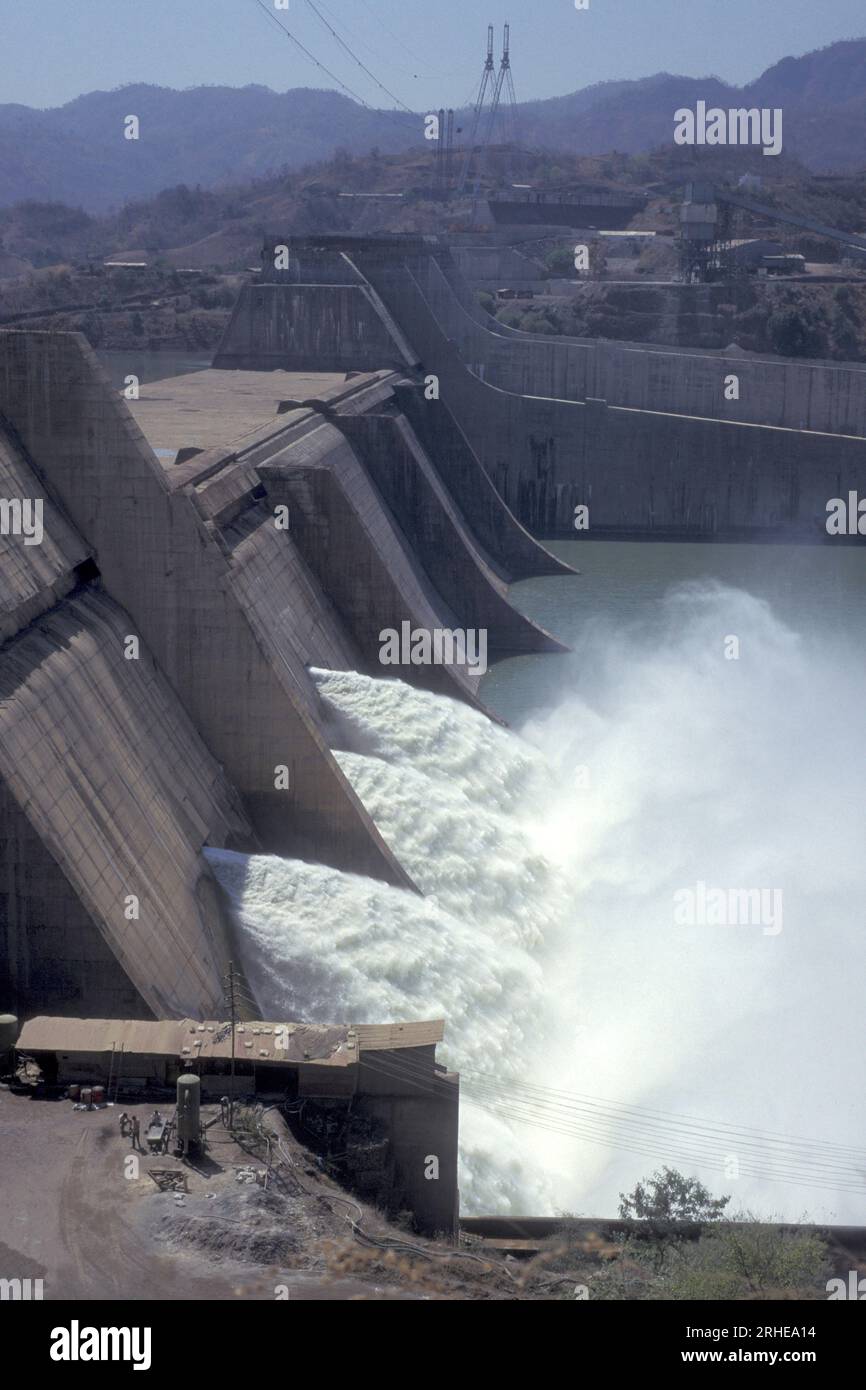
top-left (483, 538), bottom-right (866, 724)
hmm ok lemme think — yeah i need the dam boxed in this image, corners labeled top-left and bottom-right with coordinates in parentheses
top-left (0, 321), bottom-right (567, 1024)
top-left (216, 236), bottom-right (866, 538)
top-left (2, 233), bottom-right (865, 1223)
top-left (3, 226), bottom-right (864, 1018)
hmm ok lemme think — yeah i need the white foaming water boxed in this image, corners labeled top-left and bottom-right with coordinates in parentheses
top-left (208, 583), bottom-right (866, 1221)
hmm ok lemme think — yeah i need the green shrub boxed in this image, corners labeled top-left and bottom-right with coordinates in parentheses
top-left (519, 311), bottom-right (558, 335)
top-left (767, 306), bottom-right (826, 357)
top-left (663, 1222), bottom-right (829, 1300)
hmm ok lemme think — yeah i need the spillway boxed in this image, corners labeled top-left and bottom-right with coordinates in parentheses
top-left (209, 585), bottom-right (866, 1223)
top-left (0, 324), bottom-right (564, 1022)
top-left (206, 668), bottom-right (565, 1214)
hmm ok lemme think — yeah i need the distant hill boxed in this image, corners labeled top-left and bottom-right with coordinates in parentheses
top-left (1, 40), bottom-right (865, 211)
top-left (5, 136), bottom-right (866, 288)
top-left (0, 86), bottom-right (418, 211)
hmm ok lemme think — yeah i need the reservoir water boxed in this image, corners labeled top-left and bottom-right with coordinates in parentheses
top-left (96, 349), bottom-right (211, 389)
top-left (485, 537), bottom-right (866, 721)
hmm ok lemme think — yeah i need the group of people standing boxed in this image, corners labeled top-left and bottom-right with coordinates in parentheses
top-left (119, 1111), bottom-right (141, 1149)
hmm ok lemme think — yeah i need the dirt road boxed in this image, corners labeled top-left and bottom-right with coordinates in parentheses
top-left (0, 1091), bottom-right (424, 1301)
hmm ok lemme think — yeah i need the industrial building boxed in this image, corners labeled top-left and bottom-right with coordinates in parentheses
top-left (14, 1015), bottom-right (459, 1235)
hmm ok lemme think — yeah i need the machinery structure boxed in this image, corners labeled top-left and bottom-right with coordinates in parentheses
top-left (680, 181), bottom-right (866, 281)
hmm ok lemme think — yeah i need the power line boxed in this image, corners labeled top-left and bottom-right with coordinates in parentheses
top-left (356, 1053), bottom-right (866, 1195)
top-left (247, 0), bottom-right (373, 108)
top-left (206, 1012), bottom-right (859, 1180)
top-left (366, 1048), bottom-right (863, 1164)
top-left (467, 1070), bottom-right (866, 1163)
top-left (461, 1078), bottom-right (866, 1192)
top-left (394, 1061), bottom-right (866, 1195)
top-left (362, 1051), bottom-right (856, 1191)
top-left (463, 1102), bottom-right (866, 1196)
top-left (315, 0), bottom-right (396, 65)
top-left (302, 0), bottom-right (413, 110)
top-left (351, 0), bottom-right (445, 72)
top-left (340, 0), bottom-right (477, 87)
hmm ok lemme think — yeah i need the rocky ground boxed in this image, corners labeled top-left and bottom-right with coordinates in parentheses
top-left (0, 1089), bottom-right (572, 1302)
top-left (490, 275), bottom-right (866, 359)
top-left (0, 263), bottom-right (239, 352)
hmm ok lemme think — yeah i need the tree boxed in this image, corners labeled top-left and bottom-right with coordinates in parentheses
top-left (545, 245), bottom-right (579, 276)
top-left (831, 310), bottom-right (860, 360)
top-left (767, 305), bottom-right (825, 358)
top-left (614, 1168), bottom-right (732, 1278)
top-left (80, 311), bottom-right (103, 348)
top-left (520, 310), bottom-right (558, 335)
top-left (619, 1167), bottom-right (730, 1224)
top-left (494, 304), bottom-right (526, 329)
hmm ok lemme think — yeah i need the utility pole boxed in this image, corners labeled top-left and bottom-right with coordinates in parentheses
top-left (226, 962), bottom-right (237, 1129)
top-left (456, 24), bottom-right (496, 195)
top-left (436, 106), bottom-right (446, 194)
top-left (457, 25), bottom-right (519, 198)
top-left (485, 23), bottom-right (516, 150)
top-left (113, 1042), bottom-right (125, 1105)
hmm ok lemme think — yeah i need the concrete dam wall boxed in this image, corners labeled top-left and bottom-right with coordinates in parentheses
top-left (0, 590), bottom-right (251, 1020)
top-left (217, 237), bottom-right (866, 539)
top-left (0, 400), bottom-right (252, 1019)
top-left (234, 236), bottom-right (866, 436)
top-left (214, 281), bottom-right (569, 576)
top-left (0, 325), bottom-right (564, 1020)
top-left (384, 283), bottom-right (866, 538)
top-left (381, 240), bottom-right (866, 439)
top-left (216, 281), bottom-right (419, 375)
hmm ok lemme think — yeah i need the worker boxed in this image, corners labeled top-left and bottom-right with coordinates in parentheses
top-left (130, 1114), bottom-right (141, 1150)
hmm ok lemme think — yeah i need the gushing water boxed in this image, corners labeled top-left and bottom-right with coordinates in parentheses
top-left (205, 675), bottom-right (563, 1212)
top-left (207, 583), bottom-right (866, 1221)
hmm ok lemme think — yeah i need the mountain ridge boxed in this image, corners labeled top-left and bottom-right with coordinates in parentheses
top-left (0, 39), bottom-right (864, 211)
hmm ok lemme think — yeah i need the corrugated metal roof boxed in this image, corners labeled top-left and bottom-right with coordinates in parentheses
top-left (354, 1020), bottom-right (445, 1050)
top-left (16, 1016), bottom-right (445, 1065)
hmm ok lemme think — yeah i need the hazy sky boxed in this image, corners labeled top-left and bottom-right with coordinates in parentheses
top-left (3, 0), bottom-right (864, 110)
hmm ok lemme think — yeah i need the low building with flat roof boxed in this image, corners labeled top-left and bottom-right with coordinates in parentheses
top-left (15, 1014), bottom-right (459, 1235)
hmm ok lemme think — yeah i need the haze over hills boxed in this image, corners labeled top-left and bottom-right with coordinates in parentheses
top-left (1, 39), bottom-right (864, 212)
top-left (10, 136), bottom-right (865, 285)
